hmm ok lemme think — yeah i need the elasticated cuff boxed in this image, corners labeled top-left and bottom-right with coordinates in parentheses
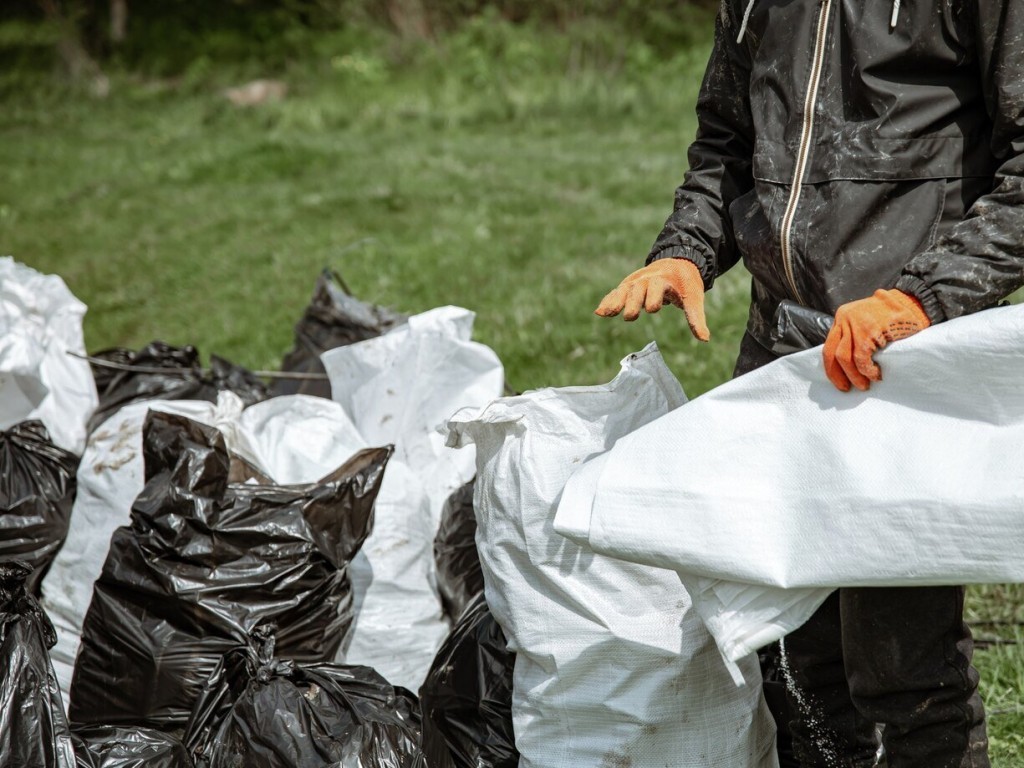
top-left (645, 245), bottom-right (715, 291)
top-left (894, 274), bottom-right (947, 325)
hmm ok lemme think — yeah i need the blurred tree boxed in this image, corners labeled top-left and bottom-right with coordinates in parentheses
top-left (34, 0), bottom-right (108, 92)
top-left (386, 0), bottom-right (432, 38)
top-left (109, 0), bottom-right (126, 43)
top-left (3, 0), bottom-right (717, 79)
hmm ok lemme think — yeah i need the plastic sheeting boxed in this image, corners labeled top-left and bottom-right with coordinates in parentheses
top-left (322, 306), bottom-right (504, 691)
top-left (446, 344), bottom-right (778, 768)
top-left (0, 257), bottom-right (98, 455)
top-left (0, 421), bottom-right (79, 595)
top-left (433, 480), bottom-right (483, 622)
top-left (87, 342), bottom-right (267, 433)
top-left (0, 562), bottom-right (76, 768)
top-left (273, 269), bottom-right (407, 398)
top-left (68, 410), bottom-right (390, 732)
top-left (555, 304), bottom-right (1024, 664)
top-left (43, 395), bottom-right (246, 699)
top-left (184, 628), bottom-right (426, 768)
top-left (419, 593), bottom-right (517, 768)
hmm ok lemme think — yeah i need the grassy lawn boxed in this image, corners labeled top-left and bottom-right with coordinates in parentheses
top-left (2, 14), bottom-right (1022, 764)
top-left (1, 17), bottom-right (742, 396)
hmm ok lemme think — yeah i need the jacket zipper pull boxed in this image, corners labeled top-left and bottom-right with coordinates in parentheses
top-left (890, 0), bottom-right (900, 28)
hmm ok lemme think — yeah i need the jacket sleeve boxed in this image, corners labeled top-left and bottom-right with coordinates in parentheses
top-left (896, 0), bottom-right (1024, 323)
top-left (646, 0), bottom-right (756, 290)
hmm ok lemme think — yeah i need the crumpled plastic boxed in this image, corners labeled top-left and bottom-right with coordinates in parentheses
top-left (419, 593), bottom-right (517, 768)
top-left (43, 394), bottom-right (247, 700)
top-left (0, 257), bottom-right (98, 455)
top-left (45, 393), bottom-right (376, 702)
top-left (555, 304), bottom-right (1024, 665)
top-left (72, 727), bottom-right (194, 768)
top-left (183, 627), bottom-right (426, 768)
top-left (68, 410), bottom-right (391, 732)
top-left (0, 562), bottom-right (76, 768)
top-left (769, 300), bottom-right (833, 356)
top-left (273, 269), bottom-right (407, 399)
top-left (433, 480), bottom-right (483, 623)
top-left (86, 341), bottom-right (267, 433)
top-left (0, 421), bottom-right (79, 595)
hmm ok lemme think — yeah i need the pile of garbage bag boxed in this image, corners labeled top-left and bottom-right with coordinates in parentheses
top-left (0, 260), bottom-right (521, 766)
top-left (27, 254), bottom-right (1012, 767)
top-left (68, 410), bottom-right (390, 731)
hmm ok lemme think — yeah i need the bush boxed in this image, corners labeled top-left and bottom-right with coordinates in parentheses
top-left (2, 0), bottom-right (716, 78)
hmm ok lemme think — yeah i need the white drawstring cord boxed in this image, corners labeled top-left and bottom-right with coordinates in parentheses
top-left (890, 0), bottom-right (900, 27)
top-left (736, 0), bottom-right (757, 43)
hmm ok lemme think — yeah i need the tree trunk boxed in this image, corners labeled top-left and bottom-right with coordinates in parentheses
top-left (110, 0), bottom-right (128, 44)
top-left (385, 0), bottom-right (432, 39)
top-left (36, 0), bottom-right (109, 94)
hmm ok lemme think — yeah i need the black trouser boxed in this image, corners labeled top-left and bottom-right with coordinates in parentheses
top-left (733, 333), bottom-right (990, 768)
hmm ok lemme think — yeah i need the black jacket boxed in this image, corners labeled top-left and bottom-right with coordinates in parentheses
top-left (649, 0), bottom-right (1024, 348)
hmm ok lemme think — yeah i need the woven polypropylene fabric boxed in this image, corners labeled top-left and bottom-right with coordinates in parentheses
top-left (558, 304), bottom-right (1024, 663)
top-left (447, 344), bottom-right (778, 768)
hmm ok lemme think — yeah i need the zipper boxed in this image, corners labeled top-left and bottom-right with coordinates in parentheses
top-left (778, 0), bottom-right (834, 305)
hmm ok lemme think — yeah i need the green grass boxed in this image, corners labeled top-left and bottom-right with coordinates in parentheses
top-left (2, 16), bottom-right (1023, 765)
top-left (0, 17), bottom-right (743, 396)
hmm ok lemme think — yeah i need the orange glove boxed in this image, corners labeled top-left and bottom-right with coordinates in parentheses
top-left (823, 289), bottom-right (931, 392)
top-left (594, 258), bottom-right (710, 341)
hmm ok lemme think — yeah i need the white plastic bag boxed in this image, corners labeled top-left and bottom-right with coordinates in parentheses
top-left (322, 306), bottom-right (505, 691)
top-left (446, 344), bottom-right (778, 768)
top-left (0, 257), bottom-right (97, 454)
top-left (556, 304), bottom-right (1024, 663)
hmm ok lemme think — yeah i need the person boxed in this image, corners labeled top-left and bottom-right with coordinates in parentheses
top-left (594, 1), bottom-right (1024, 766)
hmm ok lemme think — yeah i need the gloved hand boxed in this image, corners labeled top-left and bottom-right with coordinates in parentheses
top-left (594, 258), bottom-right (710, 341)
top-left (823, 289), bottom-right (931, 392)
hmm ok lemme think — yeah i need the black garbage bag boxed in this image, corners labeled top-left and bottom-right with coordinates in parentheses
top-left (0, 562), bottom-right (76, 768)
top-left (272, 269), bottom-right (407, 398)
top-left (184, 627), bottom-right (426, 768)
top-left (419, 593), bottom-right (517, 768)
top-left (87, 341), bottom-right (268, 433)
top-left (769, 301), bottom-right (835, 356)
top-left (0, 421), bottom-right (79, 596)
top-left (72, 727), bottom-right (194, 768)
top-left (69, 411), bottom-right (391, 732)
top-left (433, 480), bottom-right (484, 623)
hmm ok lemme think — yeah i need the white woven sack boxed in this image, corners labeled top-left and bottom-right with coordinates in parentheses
top-left (322, 306), bottom-right (504, 691)
top-left (446, 344), bottom-right (778, 768)
top-left (556, 303), bottom-right (1024, 664)
top-left (227, 394), bottom-right (367, 484)
top-left (0, 257), bottom-right (97, 454)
